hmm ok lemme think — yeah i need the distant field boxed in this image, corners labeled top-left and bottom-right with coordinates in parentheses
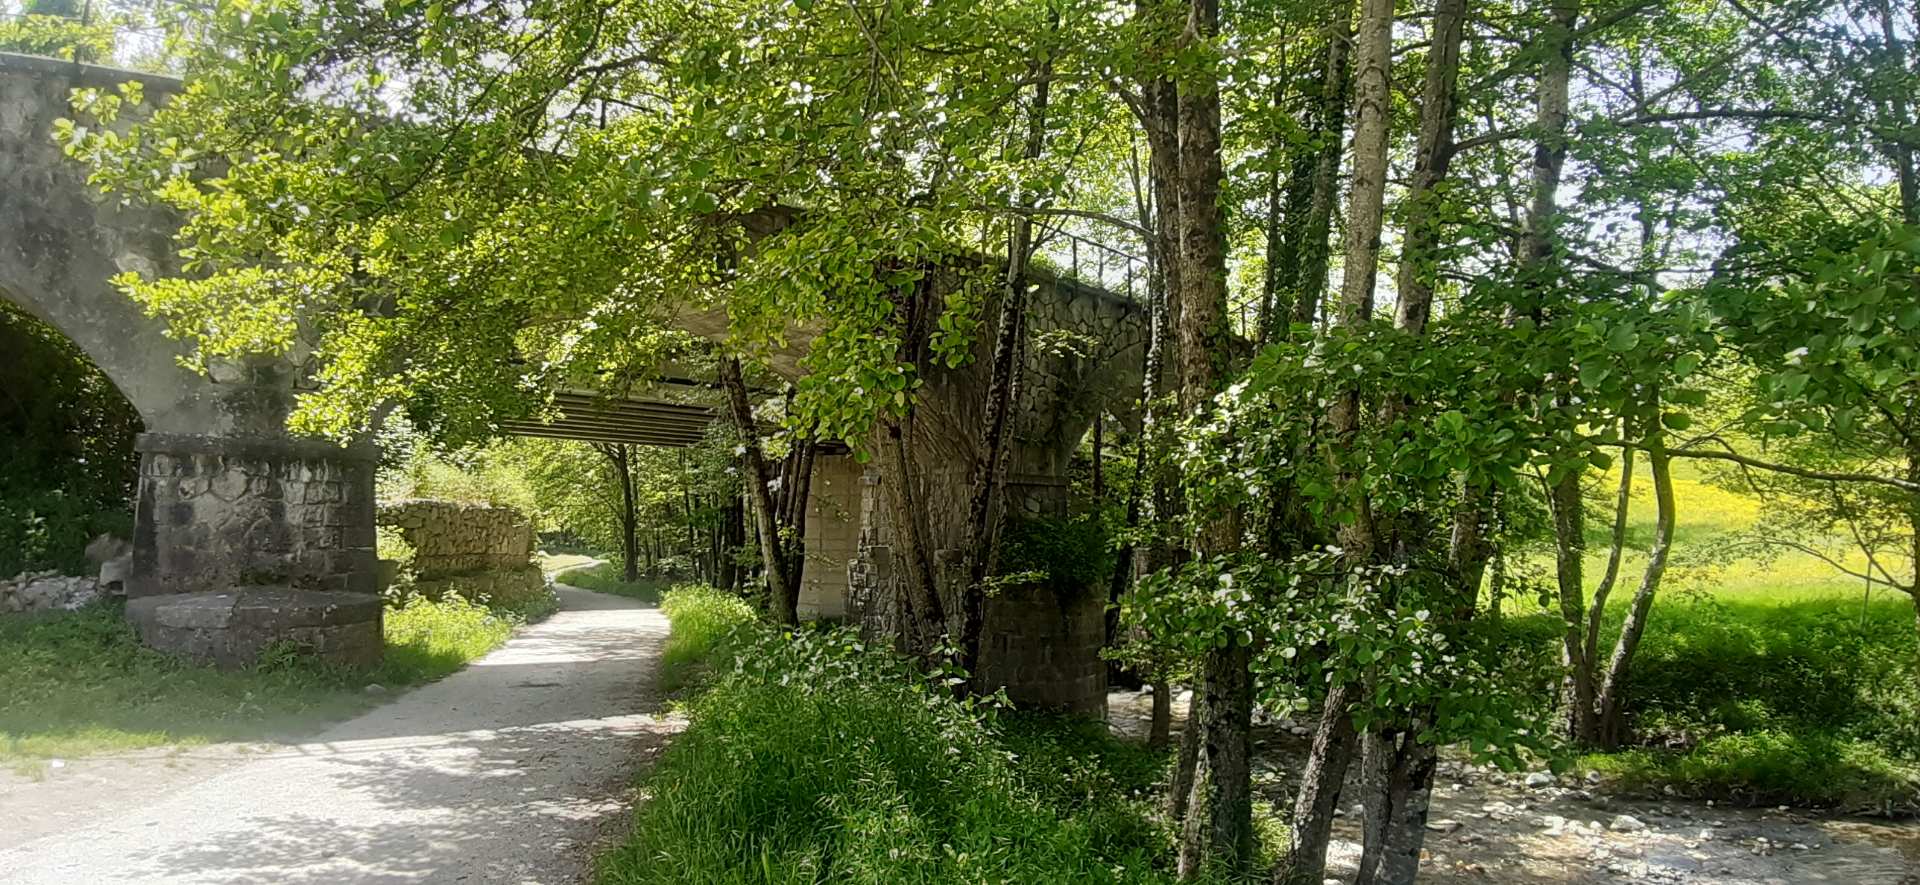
top-left (1509, 458), bottom-right (1907, 609)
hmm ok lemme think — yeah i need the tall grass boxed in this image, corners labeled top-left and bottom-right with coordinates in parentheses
top-left (1485, 458), bottom-right (1920, 808)
top-left (597, 586), bottom-right (1200, 884)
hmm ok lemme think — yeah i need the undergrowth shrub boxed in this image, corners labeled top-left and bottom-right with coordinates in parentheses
top-left (599, 588), bottom-right (1198, 884)
top-left (1533, 594), bottom-right (1920, 809)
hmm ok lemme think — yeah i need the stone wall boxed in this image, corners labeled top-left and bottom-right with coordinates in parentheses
top-left (131, 433), bottom-right (379, 598)
top-left (798, 452), bottom-right (861, 620)
top-left (1, 572), bottom-right (103, 613)
top-left (376, 500), bottom-right (535, 578)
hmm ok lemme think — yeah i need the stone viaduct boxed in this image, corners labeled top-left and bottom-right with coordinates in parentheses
top-left (0, 53), bottom-right (1147, 714)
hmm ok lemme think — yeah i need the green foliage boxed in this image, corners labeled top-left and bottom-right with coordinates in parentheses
top-left (0, 301), bottom-right (141, 576)
top-left (1583, 731), bottom-right (1918, 811)
top-left (556, 562), bottom-right (673, 605)
top-left (656, 584), bottom-right (756, 690)
top-left (0, 593), bottom-right (527, 761)
top-left (1503, 592), bottom-right (1920, 809)
top-left (598, 598), bottom-right (1204, 884)
top-left (995, 514), bottom-right (1113, 596)
top-left (0, 7), bottom-right (115, 60)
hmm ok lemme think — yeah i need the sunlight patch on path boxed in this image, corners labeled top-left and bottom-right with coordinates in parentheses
top-left (0, 586), bottom-right (677, 885)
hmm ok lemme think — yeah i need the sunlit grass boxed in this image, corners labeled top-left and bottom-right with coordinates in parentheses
top-left (1, 594), bottom-right (528, 763)
top-left (554, 561), bottom-right (676, 605)
top-left (1495, 460), bottom-right (1920, 808)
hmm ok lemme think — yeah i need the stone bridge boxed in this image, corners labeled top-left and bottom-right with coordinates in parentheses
top-left (0, 53), bottom-right (1147, 713)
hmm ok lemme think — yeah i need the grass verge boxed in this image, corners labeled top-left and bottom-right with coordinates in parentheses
top-left (555, 561), bottom-right (675, 605)
top-left (1552, 593), bottom-right (1920, 811)
top-left (597, 585), bottom-right (1204, 884)
top-left (1, 591), bottom-right (540, 763)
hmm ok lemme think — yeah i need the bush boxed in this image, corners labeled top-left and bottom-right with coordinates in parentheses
top-left (1522, 593), bottom-right (1920, 809)
top-left (597, 596), bottom-right (1200, 884)
top-left (1583, 730), bottom-right (1920, 811)
top-left (381, 594), bottom-right (521, 682)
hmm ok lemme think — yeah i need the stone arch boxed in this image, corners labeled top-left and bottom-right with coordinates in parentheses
top-left (1, 53), bottom-right (379, 616)
top-left (0, 53), bottom-right (229, 434)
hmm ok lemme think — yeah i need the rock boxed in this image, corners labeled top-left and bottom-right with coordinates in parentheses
top-left (98, 553), bottom-right (131, 593)
top-left (1586, 770), bottom-right (1604, 785)
top-left (1289, 725), bottom-right (1311, 737)
top-left (84, 533), bottom-right (130, 566)
top-left (364, 683), bottom-right (387, 695)
top-left (1789, 843), bottom-right (1811, 851)
top-left (1609, 814), bottom-right (1648, 833)
top-left (1426, 819), bottom-right (1464, 834)
top-left (1531, 814), bottom-right (1568, 831)
top-left (1526, 771), bottom-right (1557, 789)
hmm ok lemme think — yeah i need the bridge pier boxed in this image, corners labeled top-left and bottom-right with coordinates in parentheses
top-left (129, 433), bottom-right (380, 599)
top-left (124, 433), bottom-right (383, 669)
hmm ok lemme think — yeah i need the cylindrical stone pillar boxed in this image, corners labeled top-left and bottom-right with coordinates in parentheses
top-left (128, 432), bottom-right (379, 598)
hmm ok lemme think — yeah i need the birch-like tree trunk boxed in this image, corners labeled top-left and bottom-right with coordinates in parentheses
top-left (720, 355), bottom-right (798, 625)
top-left (1354, 1), bottom-right (1469, 878)
top-left (1284, 1), bottom-right (1395, 881)
top-left (960, 53), bottom-right (1052, 675)
top-left (1592, 402), bottom-right (1677, 747)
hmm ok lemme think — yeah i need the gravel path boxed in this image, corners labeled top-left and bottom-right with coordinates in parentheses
top-left (0, 585), bottom-right (677, 884)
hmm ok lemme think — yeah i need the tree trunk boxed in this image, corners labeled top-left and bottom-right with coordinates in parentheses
top-left (1171, 0), bottom-right (1251, 874)
top-left (1585, 438), bottom-right (1636, 667)
top-left (1550, 467), bottom-right (1597, 741)
top-left (1593, 406), bottom-right (1677, 747)
top-left (1177, 644), bottom-right (1253, 879)
top-left (786, 437), bottom-right (816, 596)
top-left (1353, 724), bottom-right (1439, 885)
top-left (961, 57), bottom-right (1050, 675)
top-left (721, 355), bottom-right (798, 625)
top-left (1150, 679), bottom-right (1173, 749)
top-left (1337, 0), bottom-right (1395, 325)
top-left (1278, 681), bottom-right (1358, 885)
top-left (1352, 2), bottom-right (1470, 869)
top-left (593, 443), bottom-right (642, 583)
top-left (1285, 0), bottom-right (1393, 878)
top-left (1282, 8), bottom-right (1352, 331)
top-left (1390, 0), bottom-right (1466, 335)
top-left (1170, 682), bottom-right (1204, 821)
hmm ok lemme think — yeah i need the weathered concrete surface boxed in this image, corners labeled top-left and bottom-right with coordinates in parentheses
top-left (0, 585), bottom-right (679, 884)
top-left (0, 53), bottom-right (219, 435)
top-left (126, 587), bottom-right (384, 669)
